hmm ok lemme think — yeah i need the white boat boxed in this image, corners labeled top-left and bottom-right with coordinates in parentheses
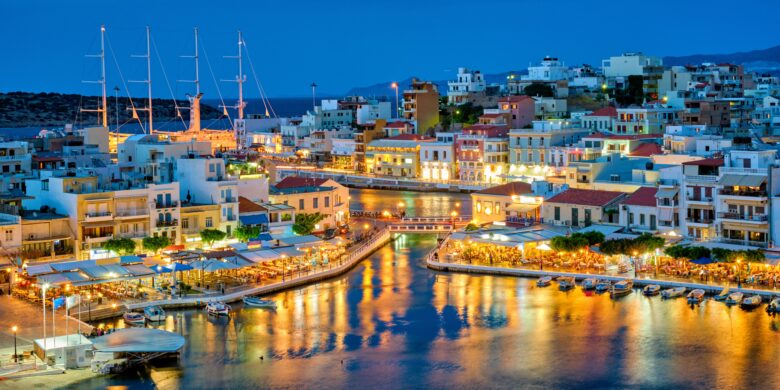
top-left (687, 289), bottom-right (705, 304)
top-left (558, 276), bottom-right (575, 290)
top-left (643, 284), bottom-right (661, 296)
top-left (243, 296), bottom-right (277, 308)
top-left (740, 294), bottom-right (762, 309)
top-left (123, 312), bottom-right (145, 325)
top-left (581, 278), bottom-right (598, 290)
top-left (713, 287), bottom-right (730, 301)
top-left (143, 306), bottom-right (166, 322)
top-left (206, 301), bottom-right (231, 316)
top-left (595, 280), bottom-right (612, 293)
top-left (725, 291), bottom-right (744, 305)
top-left (661, 287), bottom-right (686, 299)
top-left (766, 297), bottom-right (780, 313)
top-left (610, 280), bottom-right (633, 298)
top-left (536, 276), bottom-right (552, 287)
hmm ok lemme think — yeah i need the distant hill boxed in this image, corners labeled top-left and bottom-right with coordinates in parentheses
top-left (0, 92), bottom-right (222, 128)
top-left (663, 45), bottom-right (780, 73)
top-left (344, 71), bottom-right (525, 97)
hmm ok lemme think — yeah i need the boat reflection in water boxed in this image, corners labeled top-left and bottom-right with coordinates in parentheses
top-left (80, 233), bottom-right (780, 389)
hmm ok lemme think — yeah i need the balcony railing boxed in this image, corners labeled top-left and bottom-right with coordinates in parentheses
top-left (685, 217), bottom-right (713, 224)
top-left (686, 195), bottom-right (713, 202)
top-left (155, 219), bottom-right (179, 228)
top-left (718, 212), bottom-right (768, 222)
top-left (84, 211), bottom-right (113, 221)
top-left (155, 201), bottom-right (179, 209)
top-left (657, 200), bottom-right (679, 207)
top-left (224, 196), bottom-right (237, 203)
top-left (719, 189), bottom-right (767, 197)
top-left (225, 215), bottom-right (237, 222)
top-left (115, 209), bottom-right (149, 218)
top-left (685, 175), bottom-right (718, 183)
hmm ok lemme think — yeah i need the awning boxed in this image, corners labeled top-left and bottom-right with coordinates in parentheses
top-left (719, 174), bottom-right (766, 187)
top-left (92, 328), bottom-right (184, 353)
top-left (26, 264), bottom-right (54, 276)
top-left (273, 246), bottom-right (305, 258)
top-left (577, 224), bottom-right (623, 236)
top-left (505, 203), bottom-right (539, 214)
top-left (718, 174), bottom-right (742, 186)
top-left (51, 260), bottom-right (97, 272)
top-left (119, 255), bottom-right (143, 265)
top-left (36, 273), bottom-right (71, 286)
top-left (656, 188), bottom-right (678, 198)
top-left (124, 264), bottom-right (155, 277)
top-left (279, 235), bottom-right (323, 248)
top-left (238, 250), bottom-right (281, 264)
top-left (239, 214), bottom-right (269, 226)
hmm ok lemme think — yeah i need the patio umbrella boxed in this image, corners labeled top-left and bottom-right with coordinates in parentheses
top-left (166, 262), bottom-right (194, 272)
top-left (690, 257), bottom-right (715, 265)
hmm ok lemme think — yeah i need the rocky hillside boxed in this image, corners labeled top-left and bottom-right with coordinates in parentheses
top-left (0, 92), bottom-right (222, 127)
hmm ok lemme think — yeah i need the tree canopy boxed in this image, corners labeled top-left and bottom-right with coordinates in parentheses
top-left (142, 236), bottom-right (171, 254)
top-left (523, 83), bottom-right (554, 98)
top-left (549, 232), bottom-right (604, 253)
top-left (102, 238), bottom-right (137, 256)
top-left (235, 225), bottom-right (261, 243)
top-left (710, 247), bottom-right (765, 263)
top-left (464, 223), bottom-right (480, 232)
top-left (664, 245), bottom-right (710, 260)
top-left (292, 212), bottom-right (326, 235)
top-left (200, 229), bottom-right (227, 247)
top-left (600, 234), bottom-right (665, 256)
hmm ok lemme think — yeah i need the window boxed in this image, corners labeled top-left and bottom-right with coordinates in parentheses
top-left (554, 206), bottom-right (560, 221)
top-left (640, 214), bottom-right (645, 226)
top-left (299, 199), bottom-right (305, 210)
top-left (209, 164), bottom-right (215, 173)
top-left (5, 230), bottom-right (12, 241)
top-left (324, 196), bottom-right (330, 207)
top-left (205, 217), bottom-right (213, 228)
top-left (313, 197), bottom-right (319, 208)
top-left (182, 219), bottom-right (189, 229)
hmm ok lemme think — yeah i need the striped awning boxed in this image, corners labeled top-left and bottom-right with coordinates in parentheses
top-left (656, 188), bottom-right (678, 198)
top-left (719, 174), bottom-right (766, 187)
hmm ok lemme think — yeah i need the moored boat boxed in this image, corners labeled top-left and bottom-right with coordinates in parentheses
top-left (558, 276), bottom-right (575, 290)
top-left (143, 305), bottom-right (166, 322)
top-left (207, 301), bottom-right (231, 316)
top-left (661, 287), bottom-right (686, 299)
top-left (595, 280), bottom-right (612, 293)
top-left (243, 296), bottom-right (277, 308)
top-left (643, 284), bottom-right (661, 296)
top-left (740, 294), bottom-right (762, 309)
top-left (687, 289), bottom-right (705, 304)
top-left (581, 278), bottom-right (597, 290)
top-left (725, 291), bottom-right (744, 305)
top-left (767, 297), bottom-right (780, 313)
top-left (536, 276), bottom-right (552, 287)
top-left (610, 280), bottom-right (633, 298)
top-left (123, 311), bottom-right (145, 325)
top-left (713, 287), bottom-right (730, 301)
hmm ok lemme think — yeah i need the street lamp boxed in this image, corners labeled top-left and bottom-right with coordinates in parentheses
top-left (281, 254), bottom-right (288, 282)
top-left (41, 283), bottom-right (49, 362)
top-left (632, 251), bottom-right (639, 278)
top-left (391, 82), bottom-right (399, 119)
top-left (737, 258), bottom-right (742, 289)
top-left (450, 210), bottom-right (458, 229)
top-left (12, 325), bottom-right (18, 363)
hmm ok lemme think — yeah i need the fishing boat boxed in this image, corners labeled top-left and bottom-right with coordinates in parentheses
top-left (610, 280), bottom-right (633, 298)
top-left (661, 287), bottom-right (686, 299)
top-left (766, 297), bottom-right (780, 313)
top-left (725, 291), bottom-right (744, 305)
top-left (123, 312), bottom-right (145, 325)
top-left (581, 278), bottom-right (598, 290)
top-left (206, 301), bottom-right (231, 316)
top-left (143, 306), bottom-right (166, 322)
top-left (243, 296), bottom-right (277, 308)
top-left (536, 276), bottom-right (552, 287)
top-left (558, 276), bottom-right (575, 290)
top-left (713, 287), bottom-right (730, 301)
top-left (595, 280), bottom-right (612, 293)
top-left (687, 289), bottom-right (705, 304)
top-left (643, 284), bottom-right (661, 296)
top-left (740, 294), bottom-right (762, 309)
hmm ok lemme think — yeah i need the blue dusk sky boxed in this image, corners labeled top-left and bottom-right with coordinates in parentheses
top-left (1, 0), bottom-right (778, 98)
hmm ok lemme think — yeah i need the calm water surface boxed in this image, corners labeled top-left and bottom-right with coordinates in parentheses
top-left (75, 234), bottom-right (780, 389)
top-left (348, 188), bottom-right (472, 217)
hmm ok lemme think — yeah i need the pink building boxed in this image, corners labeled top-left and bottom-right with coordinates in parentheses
top-left (498, 95), bottom-right (535, 129)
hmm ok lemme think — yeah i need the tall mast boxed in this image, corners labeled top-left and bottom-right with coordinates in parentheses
top-left (179, 27), bottom-right (202, 132)
top-left (81, 25), bottom-right (108, 128)
top-left (237, 30), bottom-right (244, 120)
top-left (130, 26), bottom-right (153, 134)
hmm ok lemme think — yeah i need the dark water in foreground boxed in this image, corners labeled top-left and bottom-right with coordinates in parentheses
top-left (74, 234), bottom-right (780, 389)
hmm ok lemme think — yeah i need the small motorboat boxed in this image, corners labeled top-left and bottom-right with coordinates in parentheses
top-left (243, 296), bottom-right (277, 308)
top-left (123, 312), bottom-right (145, 326)
top-left (595, 280), bottom-right (612, 293)
top-left (558, 276), bottom-right (575, 290)
top-left (725, 291), bottom-right (744, 305)
top-left (536, 276), bottom-right (552, 287)
top-left (643, 284), bottom-right (661, 296)
top-left (206, 301), bottom-right (231, 316)
top-left (661, 287), bottom-right (686, 299)
top-left (766, 297), bottom-right (780, 313)
top-left (687, 289), bottom-right (705, 304)
top-left (581, 278), bottom-right (597, 290)
top-left (740, 294), bottom-right (762, 309)
top-left (713, 287), bottom-right (730, 301)
top-left (144, 306), bottom-right (166, 322)
top-left (610, 280), bottom-right (633, 298)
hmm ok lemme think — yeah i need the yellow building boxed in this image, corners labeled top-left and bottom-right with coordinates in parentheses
top-left (471, 182), bottom-right (542, 225)
top-left (269, 177), bottom-right (349, 231)
top-left (180, 203), bottom-right (221, 249)
top-left (366, 135), bottom-right (434, 178)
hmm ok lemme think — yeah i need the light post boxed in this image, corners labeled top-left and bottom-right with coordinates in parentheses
top-left (12, 325), bottom-right (18, 363)
top-left (632, 251), bottom-right (639, 278)
top-left (450, 210), bottom-right (458, 230)
top-left (391, 82), bottom-right (399, 119)
top-left (41, 283), bottom-right (49, 362)
top-left (737, 258), bottom-right (742, 289)
top-left (281, 254), bottom-right (287, 282)
top-left (86, 293), bottom-right (93, 322)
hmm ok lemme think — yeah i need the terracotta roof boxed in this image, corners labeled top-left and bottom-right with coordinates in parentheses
top-left (386, 134), bottom-right (433, 141)
top-left (587, 106), bottom-right (618, 117)
top-left (585, 133), bottom-right (662, 140)
top-left (384, 121), bottom-right (412, 129)
top-left (476, 181), bottom-right (532, 196)
top-left (681, 158), bottom-right (724, 167)
top-left (238, 196), bottom-right (267, 213)
top-left (479, 113), bottom-right (504, 119)
top-left (498, 95), bottom-right (532, 103)
top-left (629, 143), bottom-right (663, 157)
top-left (622, 187), bottom-right (658, 207)
top-left (546, 188), bottom-right (626, 207)
top-left (274, 176), bottom-right (329, 189)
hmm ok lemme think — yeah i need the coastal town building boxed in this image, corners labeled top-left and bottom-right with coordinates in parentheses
top-left (447, 68), bottom-right (486, 105)
top-left (471, 181), bottom-right (542, 226)
top-left (403, 79), bottom-right (440, 134)
top-left (365, 134), bottom-right (434, 178)
top-left (269, 177), bottom-right (349, 232)
top-left (542, 188), bottom-right (626, 227)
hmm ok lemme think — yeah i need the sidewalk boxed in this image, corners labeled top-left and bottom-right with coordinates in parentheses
top-left (0, 294), bottom-right (92, 352)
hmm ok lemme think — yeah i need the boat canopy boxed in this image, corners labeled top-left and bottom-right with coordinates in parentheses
top-left (92, 328), bottom-right (185, 353)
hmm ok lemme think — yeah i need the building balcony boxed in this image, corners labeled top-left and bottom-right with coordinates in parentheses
top-left (116, 231), bottom-right (148, 239)
top-left (224, 215), bottom-right (237, 222)
top-left (115, 209), bottom-right (150, 219)
top-left (84, 234), bottom-right (114, 243)
top-left (718, 188), bottom-right (768, 199)
top-left (658, 220), bottom-right (675, 227)
top-left (719, 167), bottom-right (768, 175)
top-left (718, 212), bottom-right (769, 224)
top-left (155, 201), bottom-right (179, 209)
top-left (224, 196), bottom-right (238, 203)
top-left (685, 195), bottom-right (713, 205)
top-left (718, 238), bottom-right (769, 248)
top-left (657, 200), bottom-right (679, 207)
top-left (155, 219), bottom-right (179, 228)
top-left (629, 224), bottom-right (657, 233)
top-left (685, 217), bottom-right (713, 227)
top-left (657, 179), bottom-right (678, 186)
top-left (84, 211), bottom-right (113, 222)
top-left (685, 174), bottom-right (718, 183)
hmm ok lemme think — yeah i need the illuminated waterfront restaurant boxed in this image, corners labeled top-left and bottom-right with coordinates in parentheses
top-left (471, 181), bottom-right (543, 225)
top-left (365, 134), bottom-right (434, 178)
top-left (449, 227), bottom-right (563, 255)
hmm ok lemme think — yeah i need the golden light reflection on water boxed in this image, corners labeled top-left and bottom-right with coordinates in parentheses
top-left (97, 233), bottom-right (780, 389)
